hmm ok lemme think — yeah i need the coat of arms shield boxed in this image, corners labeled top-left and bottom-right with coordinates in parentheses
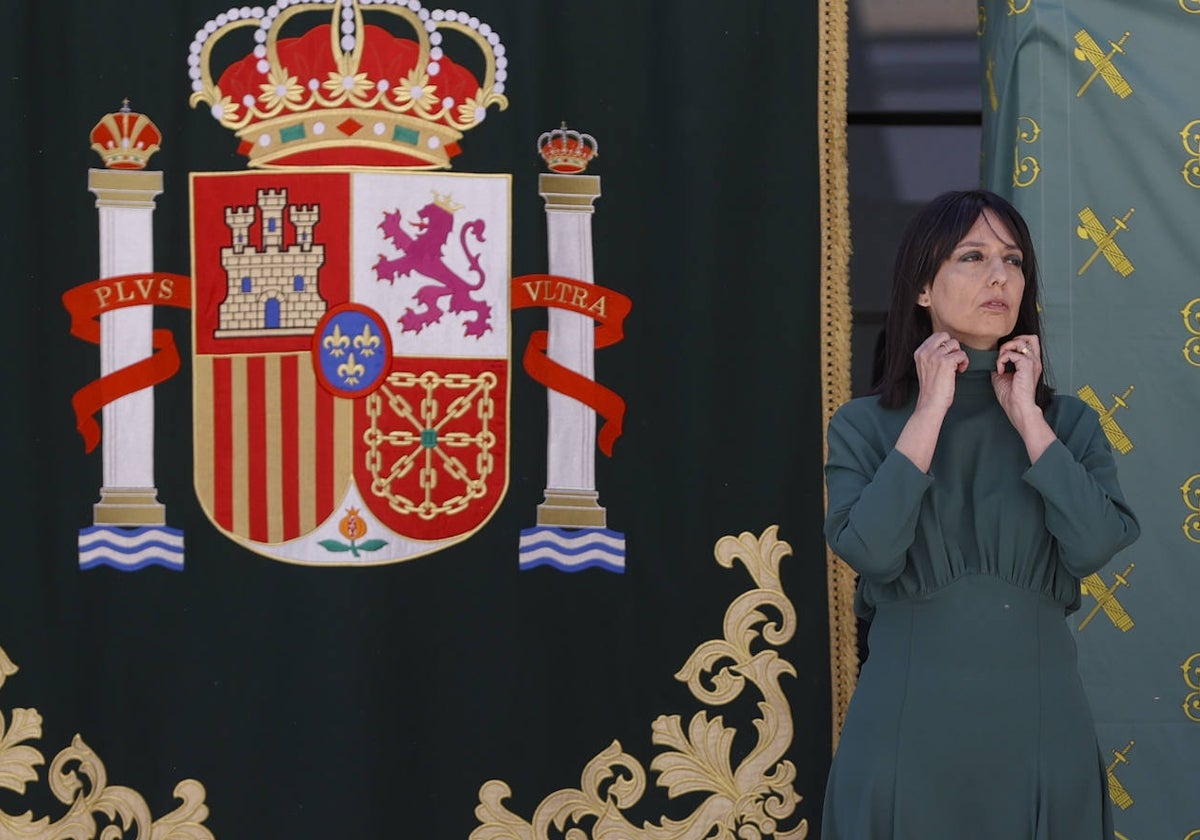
top-left (190, 169), bottom-right (510, 564)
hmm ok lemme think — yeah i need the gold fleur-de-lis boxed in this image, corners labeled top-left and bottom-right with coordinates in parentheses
top-left (338, 353), bottom-right (365, 385)
top-left (353, 323), bottom-right (381, 357)
top-left (323, 324), bottom-right (350, 357)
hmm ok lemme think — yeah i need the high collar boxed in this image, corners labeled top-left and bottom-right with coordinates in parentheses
top-left (957, 346), bottom-right (998, 395)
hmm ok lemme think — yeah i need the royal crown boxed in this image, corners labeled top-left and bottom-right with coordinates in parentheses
top-left (187, 0), bottom-right (508, 169)
top-left (90, 100), bottom-right (162, 169)
top-left (537, 123), bottom-right (598, 173)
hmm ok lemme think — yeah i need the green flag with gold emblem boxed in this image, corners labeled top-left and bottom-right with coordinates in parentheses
top-left (981, 2), bottom-right (1200, 836)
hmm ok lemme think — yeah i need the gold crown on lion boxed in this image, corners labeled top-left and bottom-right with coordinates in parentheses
top-left (187, 0), bottom-right (508, 169)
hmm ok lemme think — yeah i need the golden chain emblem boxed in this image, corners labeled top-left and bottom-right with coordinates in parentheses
top-left (1106, 740), bottom-right (1136, 810)
top-left (364, 370), bottom-right (498, 519)
top-left (1073, 29), bottom-right (1132, 99)
top-left (1076, 206), bottom-right (1135, 277)
top-left (1013, 116), bottom-right (1041, 187)
top-left (1180, 120), bottom-right (1200, 188)
top-left (1183, 653), bottom-right (1200, 722)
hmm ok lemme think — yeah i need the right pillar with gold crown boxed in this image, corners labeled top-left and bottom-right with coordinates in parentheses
top-left (517, 125), bottom-right (629, 573)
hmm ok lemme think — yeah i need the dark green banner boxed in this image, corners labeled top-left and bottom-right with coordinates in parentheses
top-left (0, 2), bottom-right (831, 836)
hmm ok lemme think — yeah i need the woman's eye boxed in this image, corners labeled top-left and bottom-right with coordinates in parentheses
top-left (960, 252), bottom-right (981, 261)
top-left (1006, 256), bottom-right (1024, 266)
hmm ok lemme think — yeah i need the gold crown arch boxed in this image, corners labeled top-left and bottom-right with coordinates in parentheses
top-left (187, 0), bottom-right (508, 168)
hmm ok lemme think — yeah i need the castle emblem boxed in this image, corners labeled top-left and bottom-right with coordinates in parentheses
top-left (217, 188), bottom-right (327, 337)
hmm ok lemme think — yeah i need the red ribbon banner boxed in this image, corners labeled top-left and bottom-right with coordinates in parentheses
top-left (511, 274), bottom-right (631, 456)
top-left (61, 273), bottom-right (192, 453)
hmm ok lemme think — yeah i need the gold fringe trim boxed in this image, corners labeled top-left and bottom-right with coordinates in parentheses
top-left (818, 0), bottom-right (856, 751)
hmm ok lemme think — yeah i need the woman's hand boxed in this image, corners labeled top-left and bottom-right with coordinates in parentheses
top-left (993, 334), bottom-right (1056, 462)
top-left (895, 332), bottom-right (967, 472)
top-left (913, 331), bottom-right (969, 415)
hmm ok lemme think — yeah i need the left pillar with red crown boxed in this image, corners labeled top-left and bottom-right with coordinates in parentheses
top-left (78, 101), bottom-right (185, 570)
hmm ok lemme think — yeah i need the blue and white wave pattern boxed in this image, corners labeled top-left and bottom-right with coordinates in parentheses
top-left (518, 526), bottom-right (625, 573)
top-left (79, 526), bottom-right (185, 572)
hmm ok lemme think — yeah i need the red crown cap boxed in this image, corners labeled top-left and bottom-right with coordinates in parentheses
top-left (188, 0), bottom-right (508, 169)
top-left (90, 101), bottom-right (162, 169)
top-left (537, 123), bottom-right (598, 174)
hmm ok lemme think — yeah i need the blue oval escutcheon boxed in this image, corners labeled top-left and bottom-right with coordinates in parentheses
top-left (311, 304), bottom-right (393, 397)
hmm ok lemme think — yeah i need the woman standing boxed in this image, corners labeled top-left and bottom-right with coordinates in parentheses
top-left (821, 190), bottom-right (1139, 839)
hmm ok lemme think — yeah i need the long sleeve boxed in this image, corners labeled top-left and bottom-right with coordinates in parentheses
top-left (824, 404), bottom-right (933, 583)
top-left (1022, 404), bottom-right (1140, 577)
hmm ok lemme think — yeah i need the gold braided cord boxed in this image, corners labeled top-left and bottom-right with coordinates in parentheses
top-left (818, 0), bottom-right (856, 751)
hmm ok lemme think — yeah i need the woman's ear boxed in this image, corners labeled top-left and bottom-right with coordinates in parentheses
top-left (916, 285), bottom-right (931, 307)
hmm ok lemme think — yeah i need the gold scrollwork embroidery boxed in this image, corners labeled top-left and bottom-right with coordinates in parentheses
top-left (0, 645), bottom-right (213, 839)
top-left (977, 4), bottom-right (987, 36)
top-left (1180, 120), bottom-right (1200, 188)
top-left (1008, 0), bottom-right (1031, 14)
top-left (473, 526), bottom-right (807, 839)
top-left (1181, 0), bottom-right (1200, 13)
top-left (1181, 474), bottom-right (1200, 542)
top-left (1013, 116), bottom-right (1041, 187)
top-left (1182, 299), bottom-right (1200, 366)
top-left (1182, 653), bottom-right (1200, 722)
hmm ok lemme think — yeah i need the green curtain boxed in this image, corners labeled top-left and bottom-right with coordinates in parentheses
top-left (0, 1), bottom-right (832, 836)
top-left (981, 2), bottom-right (1200, 837)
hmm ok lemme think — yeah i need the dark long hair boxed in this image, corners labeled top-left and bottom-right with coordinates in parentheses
top-left (872, 189), bottom-right (1053, 409)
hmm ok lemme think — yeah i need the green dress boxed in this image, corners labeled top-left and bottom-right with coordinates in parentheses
top-left (822, 347), bottom-right (1139, 840)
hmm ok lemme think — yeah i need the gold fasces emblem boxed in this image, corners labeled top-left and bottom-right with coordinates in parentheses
top-left (1076, 206), bottom-right (1135, 277)
top-left (1078, 563), bottom-right (1135, 632)
top-left (473, 527), bottom-right (807, 839)
top-left (1073, 29), bottom-right (1133, 99)
top-left (1106, 740), bottom-right (1135, 810)
top-left (0, 644), bottom-right (213, 837)
top-left (1077, 384), bottom-right (1134, 454)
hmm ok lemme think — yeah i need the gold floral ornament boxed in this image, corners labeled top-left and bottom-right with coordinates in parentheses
top-left (0, 644), bottom-right (213, 839)
top-left (473, 526), bottom-right (808, 839)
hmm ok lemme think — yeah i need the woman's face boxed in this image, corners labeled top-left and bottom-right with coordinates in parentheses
top-left (917, 210), bottom-right (1026, 350)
